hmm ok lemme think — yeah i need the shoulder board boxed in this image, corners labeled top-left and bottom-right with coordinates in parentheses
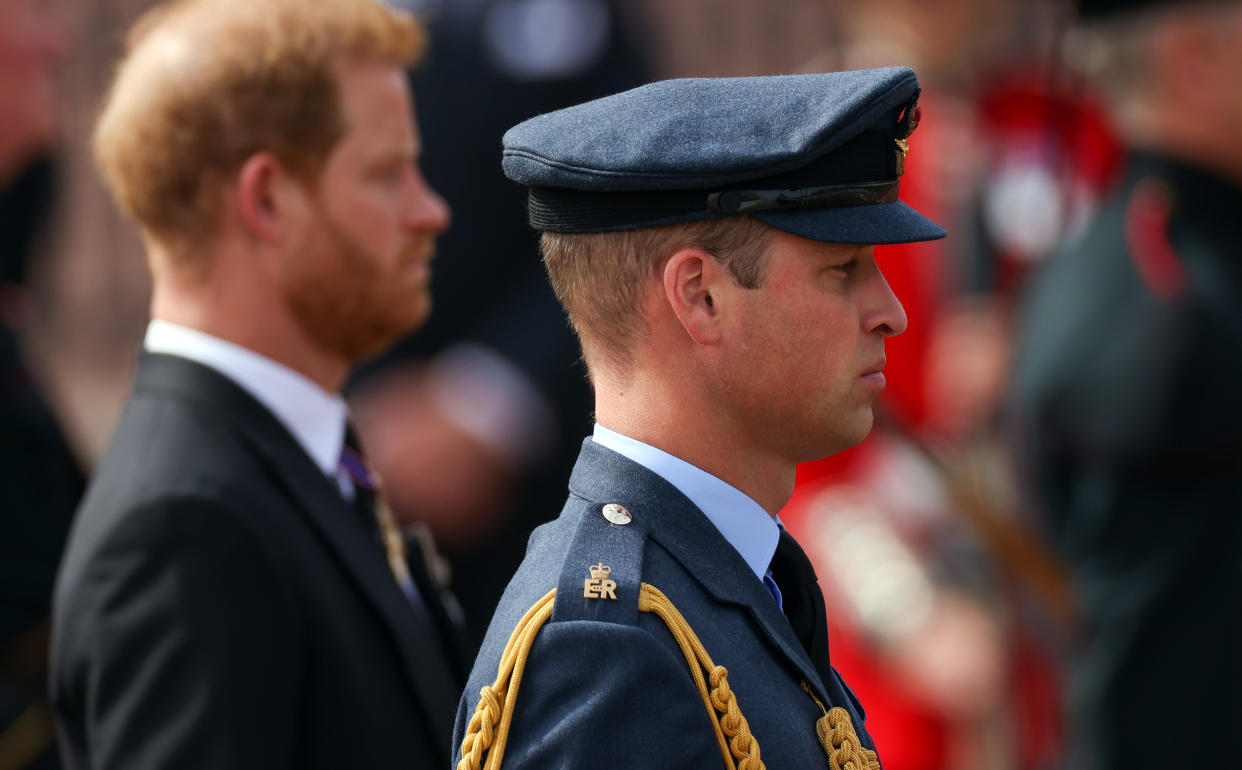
top-left (550, 499), bottom-right (647, 626)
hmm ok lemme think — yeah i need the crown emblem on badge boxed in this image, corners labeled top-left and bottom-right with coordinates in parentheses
top-left (584, 562), bottom-right (618, 600)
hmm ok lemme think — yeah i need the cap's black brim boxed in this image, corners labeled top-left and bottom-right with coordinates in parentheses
top-left (754, 200), bottom-right (946, 245)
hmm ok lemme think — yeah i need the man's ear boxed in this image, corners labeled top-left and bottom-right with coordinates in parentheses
top-left (663, 247), bottom-right (724, 346)
top-left (236, 152), bottom-right (302, 244)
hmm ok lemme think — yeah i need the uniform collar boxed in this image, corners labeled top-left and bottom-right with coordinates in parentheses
top-left (591, 423), bottom-right (781, 585)
top-left (143, 320), bottom-right (347, 476)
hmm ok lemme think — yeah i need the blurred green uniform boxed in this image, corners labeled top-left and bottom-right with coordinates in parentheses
top-left (1012, 152), bottom-right (1242, 769)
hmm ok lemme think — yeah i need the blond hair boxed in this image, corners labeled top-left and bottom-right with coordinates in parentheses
top-left (541, 216), bottom-right (774, 380)
top-left (93, 0), bottom-right (424, 253)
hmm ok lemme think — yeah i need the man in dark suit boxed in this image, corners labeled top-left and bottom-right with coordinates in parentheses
top-left (49, 1), bottom-right (466, 767)
top-left (1011, 1), bottom-right (1242, 767)
top-left (454, 68), bottom-right (945, 768)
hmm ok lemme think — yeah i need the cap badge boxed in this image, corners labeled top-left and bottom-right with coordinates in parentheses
top-left (584, 563), bottom-right (618, 600)
top-left (894, 94), bottom-right (923, 177)
top-left (602, 503), bottom-right (632, 525)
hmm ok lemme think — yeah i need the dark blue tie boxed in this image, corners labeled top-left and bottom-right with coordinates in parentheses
top-left (768, 528), bottom-right (832, 686)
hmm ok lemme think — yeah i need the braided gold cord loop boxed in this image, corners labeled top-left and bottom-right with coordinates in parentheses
top-left (457, 583), bottom-right (767, 770)
top-left (802, 681), bottom-right (880, 770)
top-left (456, 686), bottom-right (498, 768)
top-left (816, 707), bottom-right (881, 770)
top-left (639, 585), bottom-right (764, 770)
top-left (456, 590), bottom-right (556, 770)
top-left (709, 666), bottom-right (764, 769)
top-left (823, 707), bottom-right (860, 770)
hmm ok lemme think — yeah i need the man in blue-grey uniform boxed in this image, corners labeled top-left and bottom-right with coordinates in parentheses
top-left (453, 67), bottom-right (945, 769)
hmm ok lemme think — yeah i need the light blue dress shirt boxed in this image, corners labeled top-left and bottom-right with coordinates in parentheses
top-left (591, 424), bottom-right (784, 608)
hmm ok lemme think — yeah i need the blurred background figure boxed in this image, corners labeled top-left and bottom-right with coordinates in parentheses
top-left (352, 0), bottom-right (648, 643)
top-left (0, 0), bottom-right (76, 768)
top-left (1010, 0), bottom-right (1242, 767)
top-left (780, 1), bottom-right (1122, 769)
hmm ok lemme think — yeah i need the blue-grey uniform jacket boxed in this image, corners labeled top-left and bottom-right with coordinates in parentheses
top-left (452, 439), bottom-right (877, 768)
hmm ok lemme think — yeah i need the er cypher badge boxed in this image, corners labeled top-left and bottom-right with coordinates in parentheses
top-left (583, 563), bottom-right (618, 600)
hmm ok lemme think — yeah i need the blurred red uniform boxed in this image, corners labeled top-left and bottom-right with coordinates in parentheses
top-left (782, 72), bottom-right (1120, 770)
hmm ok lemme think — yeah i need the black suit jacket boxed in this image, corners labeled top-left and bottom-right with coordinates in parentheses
top-left (2, 323), bottom-right (83, 770)
top-left (50, 353), bottom-right (466, 769)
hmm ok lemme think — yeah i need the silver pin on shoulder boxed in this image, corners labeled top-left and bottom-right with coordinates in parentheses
top-left (601, 503), bottom-right (632, 525)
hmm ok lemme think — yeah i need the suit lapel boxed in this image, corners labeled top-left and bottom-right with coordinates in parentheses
top-left (246, 429), bottom-right (460, 759)
top-left (567, 440), bottom-right (831, 702)
top-left (136, 354), bottom-right (458, 759)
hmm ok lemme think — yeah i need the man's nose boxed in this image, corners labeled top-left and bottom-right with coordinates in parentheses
top-left (407, 169), bottom-right (451, 235)
top-left (864, 264), bottom-right (908, 337)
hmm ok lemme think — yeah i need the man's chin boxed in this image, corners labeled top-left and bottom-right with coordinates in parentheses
top-left (850, 407), bottom-right (876, 444)
top-left (405, 293), bottom-right (433, 333)
top-left (352, 300), bottom-right (432, 361)
top-left (801, 409), bottom-right (874, 463)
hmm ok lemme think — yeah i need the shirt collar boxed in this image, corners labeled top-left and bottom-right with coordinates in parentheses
top-left (144, 320), bottom-right (348, 477)
top-left (591, 423), bottom-right (781, 584)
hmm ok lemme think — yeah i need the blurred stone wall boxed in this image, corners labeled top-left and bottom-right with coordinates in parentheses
top-left (31, 0), bottom-right (153, 463)
top-left (634, 0), bottom-right (836, 77)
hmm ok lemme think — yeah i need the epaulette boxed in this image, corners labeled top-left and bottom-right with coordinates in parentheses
top-left (549, 501), bottom-right (647, 628)
top-left (455, 499), bottom-right (766, 770)
top-left (456, 499), bottom-right (879, 770)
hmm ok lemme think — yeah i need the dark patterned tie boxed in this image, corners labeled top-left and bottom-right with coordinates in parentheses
top-left (338, 432), bottom-right (421, 605)
top-left (339, 431), bottom-right (470, 729)
top-left (768, 528), bottom-right (832, 687)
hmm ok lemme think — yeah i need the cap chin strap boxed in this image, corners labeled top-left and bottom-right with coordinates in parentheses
top-left (706, 180), bottom-right (899, 215)
top-left (526, 178), bottom-right (901, 234)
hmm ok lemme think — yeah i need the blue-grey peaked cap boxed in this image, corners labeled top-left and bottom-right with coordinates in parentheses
top-left (502, 66), bottom-right (947, 245)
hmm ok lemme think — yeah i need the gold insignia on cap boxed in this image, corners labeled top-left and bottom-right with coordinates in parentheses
top-left (895, 138), bottom-right (910, 176)
top-left (583, 562), bottom-right (618, 600)
top-left (894, 94), bottom-right (922, 177)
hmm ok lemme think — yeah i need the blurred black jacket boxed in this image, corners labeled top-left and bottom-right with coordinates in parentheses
top-left (1011, 153), bottom-right (1242, 770)
top-left (0, 155), bottom-right (81, 770)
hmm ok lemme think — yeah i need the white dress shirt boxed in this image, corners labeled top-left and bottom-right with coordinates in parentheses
top-left (591, 424), bottom-right (783, 605)
top-left (144, 320), bottom-right (349, 478)
top-left (145, 321), bottom-right (432, 611)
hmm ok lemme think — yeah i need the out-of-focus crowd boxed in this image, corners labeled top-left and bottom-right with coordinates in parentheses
top-left (3, 0), bottom-right (1239, 769)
